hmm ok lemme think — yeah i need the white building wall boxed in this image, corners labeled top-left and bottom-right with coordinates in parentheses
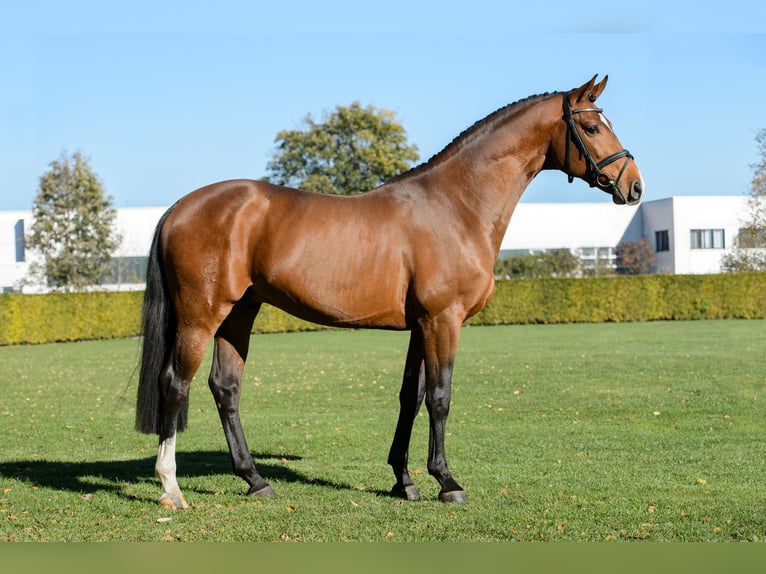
top-left (0, 206), bottom-right (167, 292)
top-left (640, 198), bottom-right (675, 273)
top-left (113, 207), bottom-right (168, 259)
top-left (671, 196), bottom-right (748, 275)
top-left (500, 202), bottom-right (642, 252)
top-left (639, 196), bottom-right (750, 274)
top-left (0, 210), bottom-right (32, 291)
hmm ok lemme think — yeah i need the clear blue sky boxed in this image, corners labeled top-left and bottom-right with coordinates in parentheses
top-left (2, 1), bottom-right (765, 209)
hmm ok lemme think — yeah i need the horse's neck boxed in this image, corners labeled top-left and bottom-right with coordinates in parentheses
top-left (428, 97), bottom-right (558, 254)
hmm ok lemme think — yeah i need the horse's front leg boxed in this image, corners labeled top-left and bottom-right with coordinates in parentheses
top-left (388, 329), bottom-right (426, 500)
top-left (422, 315), bottom-right (468, 503)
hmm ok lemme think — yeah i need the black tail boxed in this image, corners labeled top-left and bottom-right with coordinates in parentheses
top-left (135, 207), bottom-right (186, 434)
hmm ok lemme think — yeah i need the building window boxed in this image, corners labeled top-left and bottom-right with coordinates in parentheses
top-left (655, 230), bottom-right (669, 252)
top-left (576, 246), bottom-right (616, 275)
top-left (690, 229), bottom-right (725, 249)
top-left (14, 219), bottom-right (25, 262)
top-left (103, 256), bottom-right (148, 285)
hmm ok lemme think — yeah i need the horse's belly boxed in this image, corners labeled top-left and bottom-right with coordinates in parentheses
top-left (253, 258), bottom-right (410, 330)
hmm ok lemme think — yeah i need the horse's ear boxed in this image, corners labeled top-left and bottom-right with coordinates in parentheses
top-left (570, 74), bottom-right (608, 103)
top-left (588, 75), bottom-right (609, 102)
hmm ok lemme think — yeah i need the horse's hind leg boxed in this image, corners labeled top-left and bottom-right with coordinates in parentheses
top-left (208, 299), bottom-right (276, 498)
top-left (156, 327), bottom-right (211, 509)
top-left (388, 329), bottom-right (427, 500)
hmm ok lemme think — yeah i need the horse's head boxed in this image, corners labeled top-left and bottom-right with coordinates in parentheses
top-left (552, 75), bottom-right (644, 206)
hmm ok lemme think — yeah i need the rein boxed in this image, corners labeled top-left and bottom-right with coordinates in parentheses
top-left (562, 93), bottom-right (633, 203)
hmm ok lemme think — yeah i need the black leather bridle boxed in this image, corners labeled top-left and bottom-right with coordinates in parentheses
top-left (562, 93), bottom-right (634, 204)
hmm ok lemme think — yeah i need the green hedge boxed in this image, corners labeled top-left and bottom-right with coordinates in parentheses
top-left (467, 273), bottom-right (766, 325)
top-left (0, 291), bottom-right (145, 345)
top-left (1, 273), bottom-right (764, 345)
top-left (0, 290), bottom-right (321, 346)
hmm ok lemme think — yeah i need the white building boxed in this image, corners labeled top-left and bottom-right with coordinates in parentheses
top-left (637, 196), bottom-right (752, 275)
top-left (500, 196), bottom-right (752, 275)
top-left (0, 206), bottom-right (167, 293)
top-left (0, 196), bottom-right (754, 293)
top-left (0, 210), bottom-right (28, 292)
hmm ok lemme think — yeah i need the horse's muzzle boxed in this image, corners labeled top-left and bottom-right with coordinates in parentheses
top-left (612, 179), bottom-right (643, 206)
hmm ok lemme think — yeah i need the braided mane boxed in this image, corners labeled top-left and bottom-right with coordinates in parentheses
top-left (389, 91), bottom-right (561, 184)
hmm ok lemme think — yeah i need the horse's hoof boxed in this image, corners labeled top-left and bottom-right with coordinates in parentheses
top-left (248, 484), bottom-right (277, 498)
top-left (438, 489), bottom-right (468, 503)
top-left (391, 484), bottom-right (421, 501)
top-left (159, 493), bottom-right (189, 509)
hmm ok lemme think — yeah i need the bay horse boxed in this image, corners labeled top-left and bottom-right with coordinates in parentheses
top-left (136, 75), bottom-right (644, 508)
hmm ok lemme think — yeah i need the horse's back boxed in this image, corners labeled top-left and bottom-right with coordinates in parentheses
top-left (160, 179), bottom-right (415, 328)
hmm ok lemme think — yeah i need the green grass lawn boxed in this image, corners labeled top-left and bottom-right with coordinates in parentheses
top-left (0, 320), bottom-right (764, 541)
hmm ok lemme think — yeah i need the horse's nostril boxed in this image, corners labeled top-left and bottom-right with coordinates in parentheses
top-left (630, 180), bottom-right (643, 202)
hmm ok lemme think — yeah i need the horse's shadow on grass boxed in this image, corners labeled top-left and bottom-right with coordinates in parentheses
top-left (0, 451), bottom-right (373, 504)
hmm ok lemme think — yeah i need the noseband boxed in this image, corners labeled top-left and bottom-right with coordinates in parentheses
top-left (562, 93), bottom-right (634, 204)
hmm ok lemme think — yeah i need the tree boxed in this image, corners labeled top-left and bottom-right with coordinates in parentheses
top-left (721, 129), bottom-right (766, 272)
top-left (26, 151), bottom-right (121, 291)
top-left (615, 238), bottom-right (656, 275)
top-left (264, 102), bottom-right (420, 194)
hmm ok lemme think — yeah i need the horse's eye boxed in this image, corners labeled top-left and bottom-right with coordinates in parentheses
top-left (584, 125), bottom-right (600, 135)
